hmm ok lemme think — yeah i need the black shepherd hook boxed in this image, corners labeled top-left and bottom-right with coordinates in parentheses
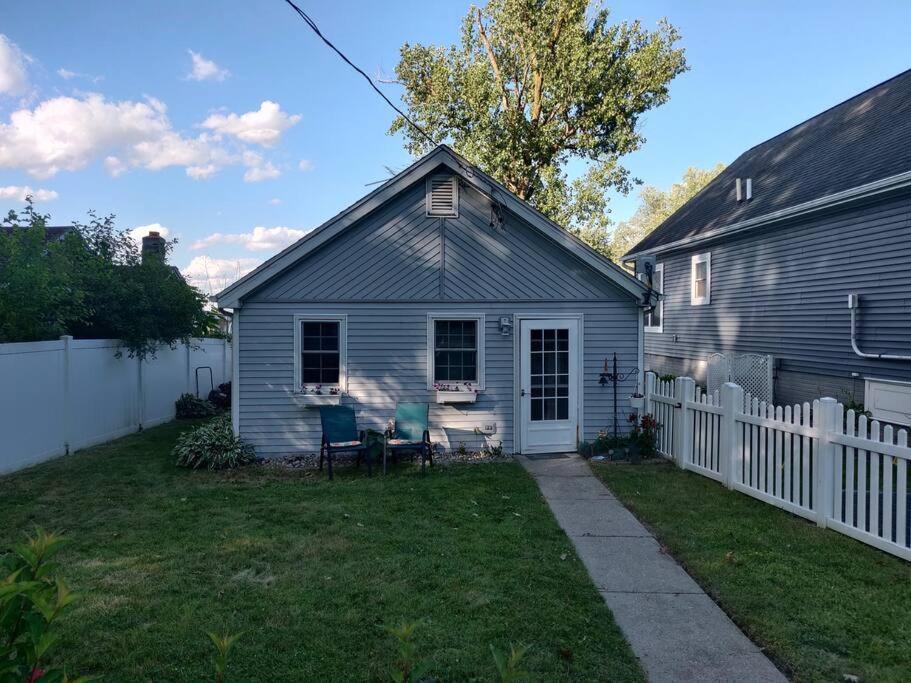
top-left (599, 352), bottom-right (640, 439)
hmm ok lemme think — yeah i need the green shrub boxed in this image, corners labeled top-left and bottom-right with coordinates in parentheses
top-left (658, 373), bottom-right (677, 383)
top-left (174, 415), bottom-right (256, 470)
top-left (0, 528), bottom-right (91, 682)
top-left (176, 392), bottom-right (218, 419)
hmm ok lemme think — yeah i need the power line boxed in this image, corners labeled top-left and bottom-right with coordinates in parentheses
top-left (281, 0), bottom-right (438, 148)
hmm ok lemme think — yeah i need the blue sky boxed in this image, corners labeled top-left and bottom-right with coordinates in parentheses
top-left (1, 1), bottom-right (909, 293)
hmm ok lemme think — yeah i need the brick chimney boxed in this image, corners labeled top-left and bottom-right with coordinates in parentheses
top-left (141, 231), bottom-right (166, 263)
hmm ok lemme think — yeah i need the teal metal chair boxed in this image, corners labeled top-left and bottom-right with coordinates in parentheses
top-left (319, 406), bottom-right (370, 481)
top-left (384, 402), bottom-right (432, 474)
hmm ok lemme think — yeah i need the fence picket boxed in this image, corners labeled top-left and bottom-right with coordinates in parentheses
top-left (845, 411), bottom-right (856, 526)
top-left (774, 405), bottom-right (784, 499)
top-left (858, 416), bottom-right (871, 532)
top-left (897, 430), bottom-right (908, 549)
top-left (870, 425), bottom-right (883, 538)
top-left (784, 405), bottom-right (793, 502)
top-left (802, 402), bottom-right (812, 510)
top-left (882, 425), bottom-right (902, 541)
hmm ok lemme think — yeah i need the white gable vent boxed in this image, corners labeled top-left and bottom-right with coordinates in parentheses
top-left (426, 175), bottom-right (459, 218)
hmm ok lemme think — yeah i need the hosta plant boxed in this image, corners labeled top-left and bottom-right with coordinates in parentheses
top-left (174, 415), bottom-right (256, 471)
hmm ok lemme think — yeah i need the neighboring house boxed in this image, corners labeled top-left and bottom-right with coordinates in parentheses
top-left (217, 145), bottom-right (648, 456)
top-left (625, 69), bottom-right (911, 424)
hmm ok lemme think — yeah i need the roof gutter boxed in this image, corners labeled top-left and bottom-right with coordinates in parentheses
top-left (625, 168), bottom-right (911, 260)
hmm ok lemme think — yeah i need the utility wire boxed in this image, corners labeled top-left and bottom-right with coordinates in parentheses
top-left (282, 0), bottom-right (438, 148)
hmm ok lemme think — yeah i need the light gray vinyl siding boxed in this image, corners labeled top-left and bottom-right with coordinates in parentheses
top-left (238, 301), bottom-right (637, 456)
top-left (253, 181), bottom-right (620, 302)
top-left (237, 175), bottom-right (640, 456)
top-left (645, 191), bottom-right (911, 405)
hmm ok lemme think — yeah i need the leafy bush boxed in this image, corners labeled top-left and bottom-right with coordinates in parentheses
top-left (658, 373), bottom-right (677, 382)
top-left (176, 392), bottom-right (218, 419)
top-left (174, 415), bottom-right (255, 470)
top-left (0, 529), bottom-right (91, 682)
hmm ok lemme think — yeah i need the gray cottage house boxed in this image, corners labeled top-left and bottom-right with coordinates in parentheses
top-left (217, 146), bottom-right (648, 457)
top-left (626, 69), bottom-right (911, 425)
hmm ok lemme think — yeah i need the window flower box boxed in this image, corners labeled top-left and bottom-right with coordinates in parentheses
top-left (434, 383), bottom-right (479, 404)
top-left (297, 386), bottom-right (343, 407)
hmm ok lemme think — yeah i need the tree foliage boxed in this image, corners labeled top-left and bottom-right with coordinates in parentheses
top-left (608, 163), bottom-right (725, 261)
top-left (390, 0), bottom-right (687, 252)
top-left (0, 201), bottom-right (219, 357)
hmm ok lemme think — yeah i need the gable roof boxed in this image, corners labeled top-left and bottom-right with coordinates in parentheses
top-left (217, 145), bottom-right (646, 308)
top-left (627, 68), bottom-right (911, 257)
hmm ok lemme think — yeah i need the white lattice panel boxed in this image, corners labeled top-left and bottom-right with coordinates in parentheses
top-left (705, 352), bottom-right (773, 404)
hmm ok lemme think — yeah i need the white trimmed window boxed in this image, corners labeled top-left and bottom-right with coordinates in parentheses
top-left (427, 313), bottom-right (485, 389)
top-left (294, 314), bottom-right (347, 392)
top-left (644, 263), bottom-right (664, 332)
top-left (691, 252), bottom-right (711, 306)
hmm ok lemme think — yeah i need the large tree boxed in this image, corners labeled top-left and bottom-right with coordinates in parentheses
top-left (0, 202), bottom-right (219, 357)
top-left (389, 0), bottom-right (687, 252)
top-left (608, 163), bottom-right (725, 262)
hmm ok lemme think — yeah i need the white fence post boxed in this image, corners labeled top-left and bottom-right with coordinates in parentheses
top-left (674, 376), bottom-right (695, 470)
top-left (60, 335), bottom-right (73, 455)
top-left (644, 371), bottom-right (656, 417)
top-left (720, 382), bottom-right (743, 489)
top-left (815, 397), bottom-right (839, 528)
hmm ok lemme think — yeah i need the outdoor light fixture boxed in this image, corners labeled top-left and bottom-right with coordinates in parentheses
top-left (498, 316), bottom-right (513, 336)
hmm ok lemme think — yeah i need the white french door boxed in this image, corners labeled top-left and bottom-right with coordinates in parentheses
top-left (519, 318), bottom-right (580, 454)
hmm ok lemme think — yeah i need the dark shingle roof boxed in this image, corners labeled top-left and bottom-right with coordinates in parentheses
top-left (628, 68), bottom-right (911, 255)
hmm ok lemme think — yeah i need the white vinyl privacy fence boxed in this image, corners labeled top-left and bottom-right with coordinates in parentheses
top-left (645, 372), bottom-right (911, 561)
top-left (0, 337), bottom-right (231, 474)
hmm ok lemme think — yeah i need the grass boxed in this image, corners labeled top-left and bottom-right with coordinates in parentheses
top-left (0, 420), bottom-right (644, 682)
top-left (591, 460), bottom-right (911, 683)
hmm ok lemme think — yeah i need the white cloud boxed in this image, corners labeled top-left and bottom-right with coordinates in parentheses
top-left (182, 255), bottom-right (261, 294)
top-left (242, 151), bottom-right (281, 183)
top-left (0, 35), bottom-right (30, 96)
top-left (201, 101), bottom-right (300, 147)
top-left (128, 223), bottom-right (170, 245)
top-left (57, 67), bottom-right (103, 83)
top-left (268, 198), bottom-right (282, 205)
top-left (298, 159), bottom-right (314, 172)
top-left (0, 93), bottom-right (233, 179)
top-left (186, 50), bottom-right (229, 82)
top-left (0, 185), bottom-right (58, 202)
top-left (191, 225), bottom-right (311, 253)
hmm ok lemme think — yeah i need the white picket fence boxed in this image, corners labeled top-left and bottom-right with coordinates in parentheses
top-left (645, 372), bottom-right (911, 561)
top-left (0, 337), bottom-right (231, 475)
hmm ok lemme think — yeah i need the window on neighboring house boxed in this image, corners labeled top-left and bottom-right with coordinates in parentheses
top-left (691, 252), bottom-right (711, 305)
top-left (428, 314), bottom-right (485, 388)
top-left (295, 315), bottom-right (347, 391)
top-left (644, 263), bottom-right (663, 332)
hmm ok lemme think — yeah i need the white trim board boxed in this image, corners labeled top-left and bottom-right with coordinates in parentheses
top-left (512, 313), bottom-right (585, 454)
top-left (425, 312), bottom-right (486, 390)
top-left (292, 314), bottom-right (348, 394)
top-left (216, 146), bottom-right (646, 308)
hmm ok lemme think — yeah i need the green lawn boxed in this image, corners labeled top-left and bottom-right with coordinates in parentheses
top-left (0, 421), bottom-right (643, 682)
top-left (591, 461), bottom-right (911, 683)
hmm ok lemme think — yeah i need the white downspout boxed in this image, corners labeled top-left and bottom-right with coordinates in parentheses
top-left (849, 293), bottom-right (911, 361)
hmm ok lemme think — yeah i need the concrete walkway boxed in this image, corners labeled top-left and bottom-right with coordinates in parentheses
top-left (519, 454), bottom-right (785, 682)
